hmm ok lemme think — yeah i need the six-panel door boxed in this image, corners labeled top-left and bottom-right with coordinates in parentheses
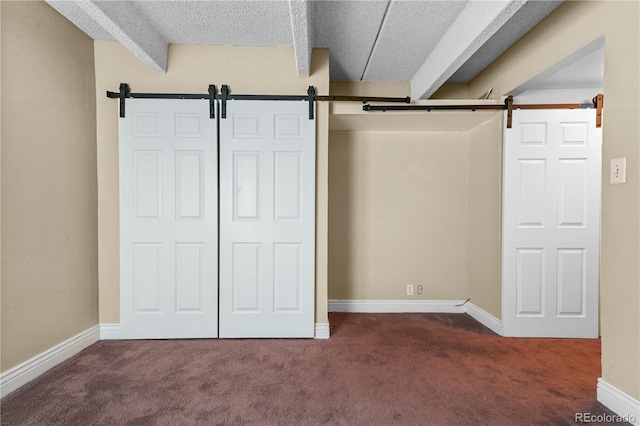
top-left (119, 99), bottom-right (218, 338)
top-left (503, 109), bottom-right (601, 338)
top-left (219, 100), bottom-right (316, 338)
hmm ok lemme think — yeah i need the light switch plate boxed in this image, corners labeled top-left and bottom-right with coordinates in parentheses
top-left (610, 158), bottom-right (627, 184)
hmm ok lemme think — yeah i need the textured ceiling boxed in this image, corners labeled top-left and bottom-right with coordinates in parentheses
top-left (47, 0), bottom-right (563, 98)
top-left (362, 1), bottom-right (467, 82)
top-left (131, 1), bottom-right (294, 46)
top-left (312, 1), bottom-right (389, 81)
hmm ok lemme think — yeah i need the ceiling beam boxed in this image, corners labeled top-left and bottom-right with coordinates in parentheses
top-left (410, 0), bottom-right (528, 99)
top-left (47, 0), bottom-right (168, 73)
top-left (287, 0), bottom-right (312, 77)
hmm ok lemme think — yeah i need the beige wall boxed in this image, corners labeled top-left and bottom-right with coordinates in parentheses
top-left (430, 83), bottom-right (470, 100)
top-left (94, 43), bottom-right (330, 324)
top-left (467, 114), bottom-right (503, 319)
top-left (328, 131), bottom-right (469, 300)
top-left (315, 100), bottom-right (330, 324)
top-left (467, 1), bottom-right (640, 400)
top-left (330, 81), bottom-right (410, 98)
top-left (1, 1), bottom-right (98, 372)
top-left (328, 82), bottom-right (503, 304)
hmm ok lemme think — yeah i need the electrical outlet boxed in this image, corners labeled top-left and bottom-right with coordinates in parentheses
top-left (610, 158), bottom-right (627, 184)
top-left (406, 285), bottom-right (414, 296)
top-left (417, 285), bottom-right (423, 295)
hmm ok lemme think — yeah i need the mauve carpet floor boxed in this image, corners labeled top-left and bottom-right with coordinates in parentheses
top-left (0, 313), bottom-right (623, 425)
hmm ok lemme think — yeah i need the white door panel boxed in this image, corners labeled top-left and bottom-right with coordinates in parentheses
top-left (503, 109), bottom-right (601, 338)
top-left (120, 99), bottom-right (218, 339)
top-left (220, 100), bottom-right (315, 338)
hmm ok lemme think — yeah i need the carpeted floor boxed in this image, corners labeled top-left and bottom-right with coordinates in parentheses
top-left (0, 313), bottom-right (624, 425)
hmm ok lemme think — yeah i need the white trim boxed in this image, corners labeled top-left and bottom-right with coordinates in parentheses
top-left (0, 325), bottom-right (100, 398)
top-left (466, 302), bottom-right (503, 335)
top-left (99, 323), bottom-right (121, 340)
top-left (314, 323), bottom-right (330, 339)
top-left (328, 299), bottom-right (503, 335)
top-left (328, 299), bottom-right (467, 313)
top-left (597, 378), bottom-right (640, 426)
top-left (101, 323), bottom-right (328, 340)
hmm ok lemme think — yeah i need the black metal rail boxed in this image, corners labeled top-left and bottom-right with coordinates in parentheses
top-left (107, 83), bottom-right (410, 120)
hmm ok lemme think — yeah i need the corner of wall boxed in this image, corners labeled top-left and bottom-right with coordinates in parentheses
top-left (466, 114), bottom-right (503, 320)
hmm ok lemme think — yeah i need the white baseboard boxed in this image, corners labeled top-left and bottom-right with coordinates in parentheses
top-left (597, 378), bottom-right (640, 426)
top-left (314, 323), bottom-right (330, 339)
top-left (328, 299), bottom-right (503, 335)
top-left (102, 323), bottom-right (328, 340)
top-left (466, 302), bottom-right (503, 335)
top-left (100, 323), bottom-right (121, 340)
top-left (328, 299), bottom-right (467, 313)
top-left (0, 325), bottom-right (100, 398)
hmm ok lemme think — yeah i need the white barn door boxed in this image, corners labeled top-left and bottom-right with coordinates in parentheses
top-left (219, 100), bottom-right (315, 338)
top-left (503, 109), bottom-right (601, 338)
top-left (120, 99), bottom-right (218, 338)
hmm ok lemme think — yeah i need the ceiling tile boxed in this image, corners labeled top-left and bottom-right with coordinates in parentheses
top-left (131, 1), bottom-right (293, 46)
top-left (312, 1), bottom-right (389, 81)
top-left (363, 0), bottom-right (468, 81)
